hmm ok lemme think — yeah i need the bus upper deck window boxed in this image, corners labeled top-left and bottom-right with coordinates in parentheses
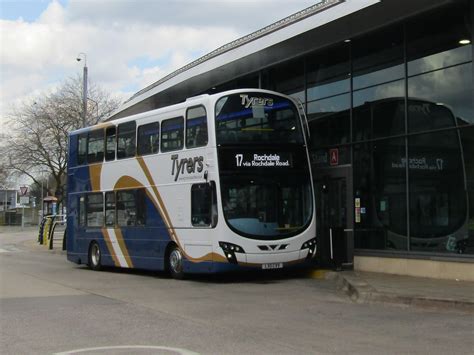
top-left (87, 129), bottom-right (104, 163)
top-left (77, 133), bottom-right (88, 165)
top-left (161, 117), bottom-right (184, 152)
top-left (105, 126), bottom-right (116, 161)
top-left (186, 106), bottom-right (208, 148)
top-left (138, 122), bottom-right (160, 156)
top-left (117, 121), bottom-right (136, 159)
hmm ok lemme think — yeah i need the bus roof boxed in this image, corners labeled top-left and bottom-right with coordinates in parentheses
top-left (69, 88), bottom-right (294, 136)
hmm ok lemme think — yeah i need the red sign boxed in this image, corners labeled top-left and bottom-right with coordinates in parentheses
top-left (329, 148), bottom-right (339, 166)
top-left (20, 186), bottom-right (28, 196)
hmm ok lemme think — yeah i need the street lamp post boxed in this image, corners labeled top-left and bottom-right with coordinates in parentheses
top-left (76, 52), bottom-right (88, 127)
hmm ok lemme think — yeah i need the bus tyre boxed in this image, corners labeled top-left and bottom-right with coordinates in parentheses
top-left (88, 242), bottom-right (102, 271)
top-left (168, 245), bottom-right (185, 280)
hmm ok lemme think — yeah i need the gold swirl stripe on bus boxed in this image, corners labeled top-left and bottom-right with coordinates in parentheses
top-left (136, 156), bottom-right (227, 264)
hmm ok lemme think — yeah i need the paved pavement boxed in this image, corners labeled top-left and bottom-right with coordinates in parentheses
top-left (320, 270), bottom-right (474, 313)
top-left (3, 225), bottom-right (474, 314)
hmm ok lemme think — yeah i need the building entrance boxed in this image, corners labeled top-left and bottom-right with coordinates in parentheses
top-left (314, 167), bottom-right (353, 269)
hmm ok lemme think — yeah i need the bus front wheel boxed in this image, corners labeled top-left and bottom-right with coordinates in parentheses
top-left (168, 245), bottom-right (185, 280)
top-left (88, 241), bottom-right (102, 271)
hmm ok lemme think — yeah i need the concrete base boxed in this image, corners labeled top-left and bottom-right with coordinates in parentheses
top-left (354, 256), bottom-right (474, 282)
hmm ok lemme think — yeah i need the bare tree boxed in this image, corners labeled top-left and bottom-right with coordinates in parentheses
top-left (4, 75), bottom-right (121, 206)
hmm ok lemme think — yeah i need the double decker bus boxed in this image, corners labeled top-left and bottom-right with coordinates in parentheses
top-left (66, 89), bottom-right (316, 278)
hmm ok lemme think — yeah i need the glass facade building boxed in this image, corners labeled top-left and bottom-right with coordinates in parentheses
top-left (111, 0), bottom-right (473, 268)
top-left (214, 1), bottom-right (474, 261)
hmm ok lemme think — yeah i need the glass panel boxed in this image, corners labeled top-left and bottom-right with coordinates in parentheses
top-left (136, 189), bottom-right (146, 226)
top-left (353, 80), bottom-right (405, 108)
top-left (352, 25), bottom-right (404, 90)
top-left (308, 104), bottom-right (350, 148)
top-left (407, 3), bottom-right (472, 76)
top-left (409, 130), bottom-right (467, 253)
top-left (105, 126), bottom-right (116, 161)
top-left (117, 190), bottom-right (136, 226)
top-left (191, 183), bottom-right (213, 227)
top-left (105, 191), bottom-right (115, 227)
top-left (409, 46), bottom-right (472, 76)
top-left (307, 44), bottom-right (350, 101)
top-left (117, 121), bottom-right (136, 159)
top-left (87, 129), bottom-right (104, 163)
top-left (354, 65), bottom-right (404, 91)
top-left (264, 58), bottom-right (305, 101)
top-left (353, 81), bottom-right (405, 141)
top-left (77, 133), bottom-right (87, 165)
top-left (407, 98), bottom-right (458, 133)
top-left (86, 193), bottom-right (103, 227)
top-left (354, 138), bottom-right (407, 250)
top-left (161, 117), bottom-right (184, 152)
top-left (215, 92), bottom-right (304, 145)
top-left (308, 79), bottom-right (350, 102)
top-left (137, 122), bottom-right (160, 156)
top-left (307, 93), bottom-right (350, 120)
top-left (309, 146), bottom-right (351, 168)
top-left (460, 126), bottom-right (474, 255)
top-left (408, 63), bottom-right (474, 128)
top-left (186, 106), bottom-right (208, 148)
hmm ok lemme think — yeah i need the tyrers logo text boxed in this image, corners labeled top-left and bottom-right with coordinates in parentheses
top-left (171, 154), bottom-right (204, 181)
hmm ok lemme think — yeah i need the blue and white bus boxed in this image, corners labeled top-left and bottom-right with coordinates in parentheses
top-left (66, 89), bottom-right (316, 278)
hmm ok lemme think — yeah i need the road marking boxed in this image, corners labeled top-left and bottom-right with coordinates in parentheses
top-left (0, 245), bottom-right (22, 253)
top-left (54, 345), bottom-right (200, 355)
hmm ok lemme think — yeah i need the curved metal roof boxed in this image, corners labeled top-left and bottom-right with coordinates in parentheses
top-left (110, 0), bottom-right (385, 119)
top-left (125, 0), bottom-right (342, 103)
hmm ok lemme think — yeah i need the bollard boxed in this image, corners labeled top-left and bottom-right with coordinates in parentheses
top-left (42, 217), bottom-right (50, 246)
top-left (38, 218), bottom-right (46, 244)
top-left (42, 216), bottom-right (55, 246)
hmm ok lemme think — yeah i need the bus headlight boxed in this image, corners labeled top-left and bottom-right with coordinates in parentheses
top-left (301, 237), bottom-right (317, 258)
top-left (219, 241), bottom-right (245, 264)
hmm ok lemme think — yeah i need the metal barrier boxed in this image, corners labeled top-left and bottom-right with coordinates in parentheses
top-left (49, 218), bottom-right (66, 251)
top-left (38, 215), bottom-right (66, 250)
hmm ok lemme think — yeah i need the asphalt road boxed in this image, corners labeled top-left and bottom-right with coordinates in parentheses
top-left (1, 227), bottom-right (473, 355)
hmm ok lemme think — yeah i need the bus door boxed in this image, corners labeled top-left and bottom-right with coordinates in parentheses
top-left (314, 168), bottom-right (353, 269)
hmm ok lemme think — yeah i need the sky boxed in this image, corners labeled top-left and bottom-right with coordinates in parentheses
top-left (0, 0), bottom-right (317, 129)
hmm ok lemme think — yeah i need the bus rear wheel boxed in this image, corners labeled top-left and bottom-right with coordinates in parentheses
top-left (88, 241), bottom-right (102, 271)
top-left (168, 245), bottom-right (185, 280)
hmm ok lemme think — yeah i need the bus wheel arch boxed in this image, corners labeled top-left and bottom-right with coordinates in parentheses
top-left (88, 241), bottom-right (102, 271)
top-left (165, 242), bottom-right (185, 280)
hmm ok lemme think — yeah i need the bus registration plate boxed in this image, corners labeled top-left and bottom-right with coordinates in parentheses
top-left (262, 262), bottom-right (283, 270)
